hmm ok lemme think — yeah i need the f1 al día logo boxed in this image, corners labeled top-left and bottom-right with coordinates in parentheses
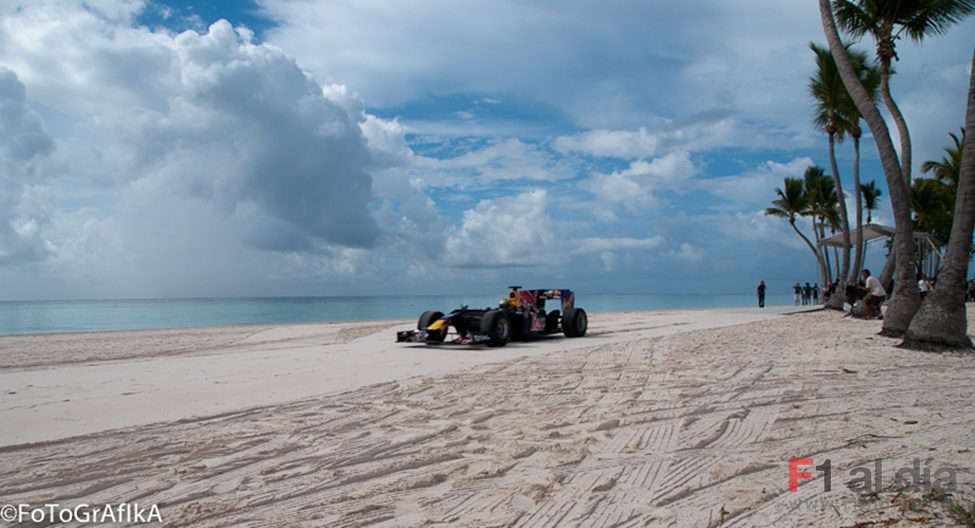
top-left (789, 457), bottom-right (958, 493)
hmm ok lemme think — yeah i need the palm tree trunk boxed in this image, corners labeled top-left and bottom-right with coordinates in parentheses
top-left (810, 217), bottom-right (828, 289)
top-left (902, 47), bottom-right (975, 350)
top-left (880, 66), bottom-right (912, 184)
top-left (819, 0), bottom-right (919, 336)
top-left (879, 249), bottom-right (895, 294)
top-left (853, 134), bottom-right (865, 278)
top-left (791, 219), bottom-right (829, 286)
top-left (828, 132), bottom-right (853, 293)
top-left (820, 222), bottom-right (833, 284)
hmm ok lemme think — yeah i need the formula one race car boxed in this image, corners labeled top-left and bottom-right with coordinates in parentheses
top-left (396, 286), bottom-right (587, 347)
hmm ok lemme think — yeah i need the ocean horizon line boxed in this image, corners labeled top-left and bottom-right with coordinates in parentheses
top-left (0, 292), bottom-right (802, 336)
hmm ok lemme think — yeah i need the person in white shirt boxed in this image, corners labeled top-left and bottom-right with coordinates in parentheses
top-left (918, 275), bottom-right (932, 301)
top-left (859, 269), bottom-right (887, 319)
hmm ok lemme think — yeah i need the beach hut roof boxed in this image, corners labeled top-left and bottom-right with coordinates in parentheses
top-left (818, 223), bottom-right (895, 247)
top-left (818, 224), bottom-right (940, 248)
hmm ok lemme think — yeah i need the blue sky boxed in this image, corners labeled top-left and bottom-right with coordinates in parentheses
top-left (1, 0), bottom-right (973, 300)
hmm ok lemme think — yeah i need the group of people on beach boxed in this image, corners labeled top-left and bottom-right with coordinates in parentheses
top-left (753, 269), bottom-right (890, 319)
top-left (756, 270), bottom-right (975, 317)
top-left (754, 280), bottom-right (820, 308)
top-left (791, 282), bottom-right (818, 306)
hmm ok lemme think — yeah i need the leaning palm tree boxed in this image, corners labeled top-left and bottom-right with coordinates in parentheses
top-left (810, 42), bottom-right (855, 305)
top-left (903, 48), bottom-right (975, 350)
top-left (819, 0), bottom-right (920, 336)
top-left (832, 0), bottom-right (975, 184)
top-left (765, 178), bottom-right (829, 282)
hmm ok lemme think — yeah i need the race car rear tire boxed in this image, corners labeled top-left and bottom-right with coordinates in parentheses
top-left (563, 307), bottom-right (587, 337)
top-left (419, 310), bottom-right (445, 342)
top-left (480, 310), bottom-right (511, 347)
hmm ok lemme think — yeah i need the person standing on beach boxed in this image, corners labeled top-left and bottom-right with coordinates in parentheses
top-left (757, 280), bottom-right (766, 308)
top-left (793, 282), bottom-right (802, 306)
top-left (812, 283), bottom-right (819, 304)
top-left (859, 269), bottom-right (886, 320)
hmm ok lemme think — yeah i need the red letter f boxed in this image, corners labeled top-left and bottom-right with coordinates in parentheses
top-left (790, 458), bottom-right (814, 492)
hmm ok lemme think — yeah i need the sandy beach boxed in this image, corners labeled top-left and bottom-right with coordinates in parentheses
top-left (1, 306), bottom-right (974, 527)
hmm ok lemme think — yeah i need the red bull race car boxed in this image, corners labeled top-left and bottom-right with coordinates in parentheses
top-left (396, 287), bottom-right (587, 347)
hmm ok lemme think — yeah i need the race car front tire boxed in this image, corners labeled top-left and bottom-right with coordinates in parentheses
top-left (418, 310), bottom-right (445, 342)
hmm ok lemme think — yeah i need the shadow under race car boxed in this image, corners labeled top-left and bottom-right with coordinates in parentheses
top-left (396, 287), bottom-right (587, 347)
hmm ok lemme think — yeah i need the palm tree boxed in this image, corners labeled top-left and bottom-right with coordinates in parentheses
top-left (832, 0), bottom-right (975, 184)
top-left (819, 0), bottom-right (919, 336)
top-left (847, 55), bottom-right (882, 279)
top-left (805, 166), bottom-right (840, 283)
top-left (859, 179), bottom-right (883, 267)
top-left (810, 43), bottom-right (855, 304)
top-left (911, 178), bottom-right (954, 276)
top-left (921, 128), bottom-right (965, 197)
top-left (861, 180), bottom-right (882, 223)
top-left (903, 49), bottom-right (975, 350)
top-left (910, 178), bottom-right (953, 239)
top-left (765, 177), bottom-right (829, 282)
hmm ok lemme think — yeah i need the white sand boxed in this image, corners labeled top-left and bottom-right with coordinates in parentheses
top-left (1, 305), bottom-right (973, 527)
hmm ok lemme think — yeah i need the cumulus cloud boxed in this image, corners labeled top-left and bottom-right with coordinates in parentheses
top-left (554, 127), bottom-right (661, 159)
top-left (588, 151), bottom-right (698, 212)
top-left (571, 236), bottom-right (665, 254)
top-left (667, 242), bottom-right (706, 262)
top-left (410, 138), bottom-right (577, 189)
top-left (444, 189), bottom-right (667, 268)
top-left (0, 68), bottom-right (56, 265)
top-left (0, 4), bottom-right (446, 296)
top-left (445, 189), bottom-right (554, 267)
top-left (149, 20), bottom-right (380, 250)
top-left (554, 113), bottom-right (738, 159)
top-left (3, 10), bottom-right (388, 257)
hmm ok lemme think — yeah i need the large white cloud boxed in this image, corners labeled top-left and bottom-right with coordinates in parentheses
top-left (0, 69), bottom-right (56, 265)
top-left (444, 188), bottom-right (667, 269)
top-left (0, 6), bottom-right (391, 258)
top-left (587, 151), bottom-right (699, 213)
top-left (0, 4), bottom-right (431, 297)
top-left (445, 189), bottom-right (554, 267)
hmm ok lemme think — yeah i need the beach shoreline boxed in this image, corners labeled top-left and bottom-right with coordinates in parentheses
top-left (2, 305), bottom-right (973, 526)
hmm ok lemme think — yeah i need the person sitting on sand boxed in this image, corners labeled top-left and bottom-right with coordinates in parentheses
top-left (858, 269), bottom-right (886, 320)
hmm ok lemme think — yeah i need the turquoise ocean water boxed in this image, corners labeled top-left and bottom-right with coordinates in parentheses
top-left (0, 293), bottom-right (795, 336)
